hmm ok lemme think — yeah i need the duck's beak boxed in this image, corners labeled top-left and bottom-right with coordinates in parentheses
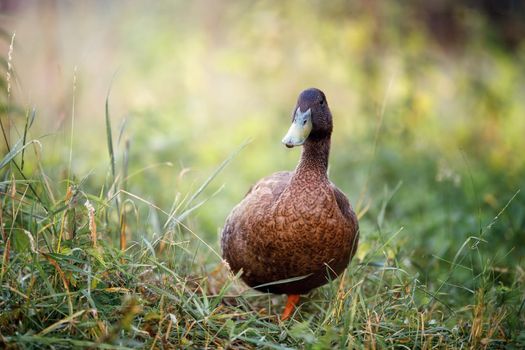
top-left (282, 108), bottom-right (312, 148)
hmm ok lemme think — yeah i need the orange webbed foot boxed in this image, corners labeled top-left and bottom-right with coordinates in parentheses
top-left (281, 294), bottom-right (300, 321)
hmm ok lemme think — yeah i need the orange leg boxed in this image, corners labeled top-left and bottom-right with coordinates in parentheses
top-left (281, 294), bottom-right (300, 321)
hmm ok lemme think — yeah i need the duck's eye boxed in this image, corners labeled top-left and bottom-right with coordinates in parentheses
top-left (319, 99), bottom-right (324, 106)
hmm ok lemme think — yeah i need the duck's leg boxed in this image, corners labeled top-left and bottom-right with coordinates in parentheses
top-left (281, 294), bottom-right (300, 320)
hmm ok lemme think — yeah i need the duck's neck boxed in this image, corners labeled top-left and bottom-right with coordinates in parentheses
top-left (294, 136), bottom-right (331, 181)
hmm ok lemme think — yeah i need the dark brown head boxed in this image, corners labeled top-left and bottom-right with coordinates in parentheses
top-left (282, 88), bottom-right (332, 148)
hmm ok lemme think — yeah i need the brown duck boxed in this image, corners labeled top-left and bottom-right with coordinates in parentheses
top-left (221, 88), bottom-right (359, 320)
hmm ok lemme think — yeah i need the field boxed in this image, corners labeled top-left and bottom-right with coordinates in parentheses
top-left (1, 1), bottom-right (524, 349)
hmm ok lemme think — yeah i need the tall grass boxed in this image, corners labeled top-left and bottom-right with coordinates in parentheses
top-left (1, 94), bottom-right (523, 348)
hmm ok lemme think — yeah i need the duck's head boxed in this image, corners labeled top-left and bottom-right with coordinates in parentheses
top-left (282, 88), bottom-right (332, 148)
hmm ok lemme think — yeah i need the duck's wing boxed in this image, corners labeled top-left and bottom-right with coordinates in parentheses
top-left (331, 184), bottom-right (359, 230)
top-left (245, 171), bottom-right (293, 199)
top-left (221, 171), bottom-right (292, 278)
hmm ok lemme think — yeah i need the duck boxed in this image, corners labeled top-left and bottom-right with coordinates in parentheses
top-left (221, 88), bottom-right (359, 320)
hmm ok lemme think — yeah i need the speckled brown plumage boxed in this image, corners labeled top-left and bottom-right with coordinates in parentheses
top-left (221, 88), bottom-right (359, 295)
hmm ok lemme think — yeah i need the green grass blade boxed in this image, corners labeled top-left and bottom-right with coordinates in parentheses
top-left (20, 108), bottom-right (35, 171)
top-left (105, 87), bottom-right (116, 179)
top-left (0, 139), bottom-right (39, 170)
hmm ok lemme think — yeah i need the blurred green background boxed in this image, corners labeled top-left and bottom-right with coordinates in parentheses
top-left (2, 0), bottom-right (524, 296)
